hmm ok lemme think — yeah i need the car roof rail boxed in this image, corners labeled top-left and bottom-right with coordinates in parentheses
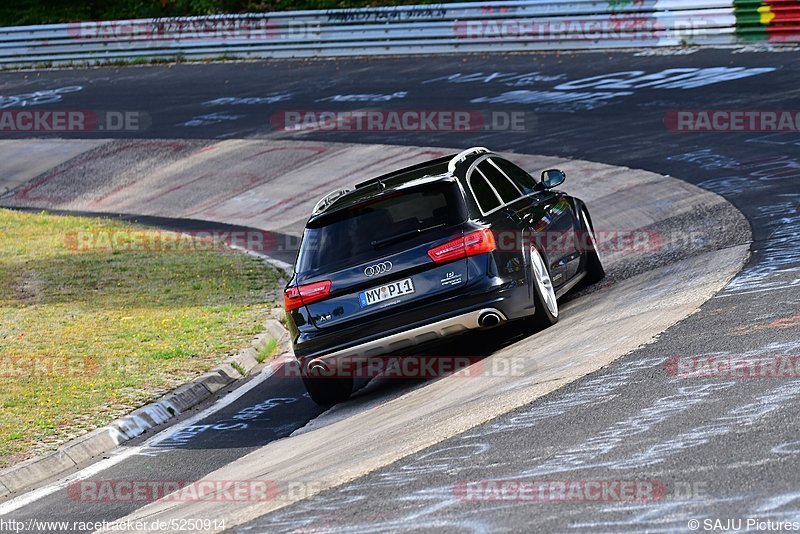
top-left (311, 188), bottom-right (352, 216)
top-left (447, 147), bottom-right (491, 173)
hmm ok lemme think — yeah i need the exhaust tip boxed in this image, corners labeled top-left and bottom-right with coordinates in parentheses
top-left (479, 312), bottom-right (501, 328)
top-left (306, 359), bottom-right (330, 376)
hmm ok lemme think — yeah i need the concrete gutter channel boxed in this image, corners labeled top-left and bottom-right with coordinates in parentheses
top-left (0, 138), bottom-right (750, 526)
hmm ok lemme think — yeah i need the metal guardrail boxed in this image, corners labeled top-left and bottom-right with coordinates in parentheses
top-left (0, 0), bottom-right (796, 66)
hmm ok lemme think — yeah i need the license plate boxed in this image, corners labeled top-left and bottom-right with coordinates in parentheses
top-left (359, 278), bottom-right (415, 307)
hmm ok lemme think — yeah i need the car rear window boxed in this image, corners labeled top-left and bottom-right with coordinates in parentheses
top-left (296, 182), bottom-right (466, 274)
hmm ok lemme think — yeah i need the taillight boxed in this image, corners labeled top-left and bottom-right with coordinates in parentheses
top-left (284, 280), bottom-right (332, 311)
top-left (427, 229), bottom-right (496, 264)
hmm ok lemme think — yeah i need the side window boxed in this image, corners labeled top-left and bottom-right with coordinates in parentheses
top-left (478, 160), bottom-right (522, 204)
top-left (469, 171), bottom-right (501, 213)
top-left (492, 158), bottom-right (538, 192)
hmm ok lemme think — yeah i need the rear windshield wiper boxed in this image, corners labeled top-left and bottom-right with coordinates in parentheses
top-left (371, 223), bottom-right (446, 250)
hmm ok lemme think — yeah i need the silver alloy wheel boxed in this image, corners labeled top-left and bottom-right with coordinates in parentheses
top-left (530, 247), bottom-right (558, 318)
top-left (582, 210), bottom-right (601, 262)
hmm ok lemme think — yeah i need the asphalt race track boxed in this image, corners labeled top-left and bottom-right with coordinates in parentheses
top-left (1, 47), bottom-right (799, 531)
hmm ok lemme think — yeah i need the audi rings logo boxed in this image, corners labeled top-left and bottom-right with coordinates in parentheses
top-left (365, 261), bottom-right (392, 277)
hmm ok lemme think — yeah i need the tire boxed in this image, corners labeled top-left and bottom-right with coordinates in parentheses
top-left (302, 374), bottom-right (353, 406)
top-left (580, 209), bottom-right (605, 285)
top-left (526, 245), bottom-right (559, 330)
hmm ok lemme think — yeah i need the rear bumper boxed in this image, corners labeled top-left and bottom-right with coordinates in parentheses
top-left (302, 307), bottom-right (507, 367)
top-left (290, 254), bottom-right (533, 363)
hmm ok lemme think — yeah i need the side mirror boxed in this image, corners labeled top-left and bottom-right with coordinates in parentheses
top-left (540, 169), bottom-right (566, 189)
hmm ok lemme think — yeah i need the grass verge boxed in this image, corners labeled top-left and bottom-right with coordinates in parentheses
top-left (256, 336), bottom-right (278, 363)
top-left (0, 208), bottom-right (281, 468)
